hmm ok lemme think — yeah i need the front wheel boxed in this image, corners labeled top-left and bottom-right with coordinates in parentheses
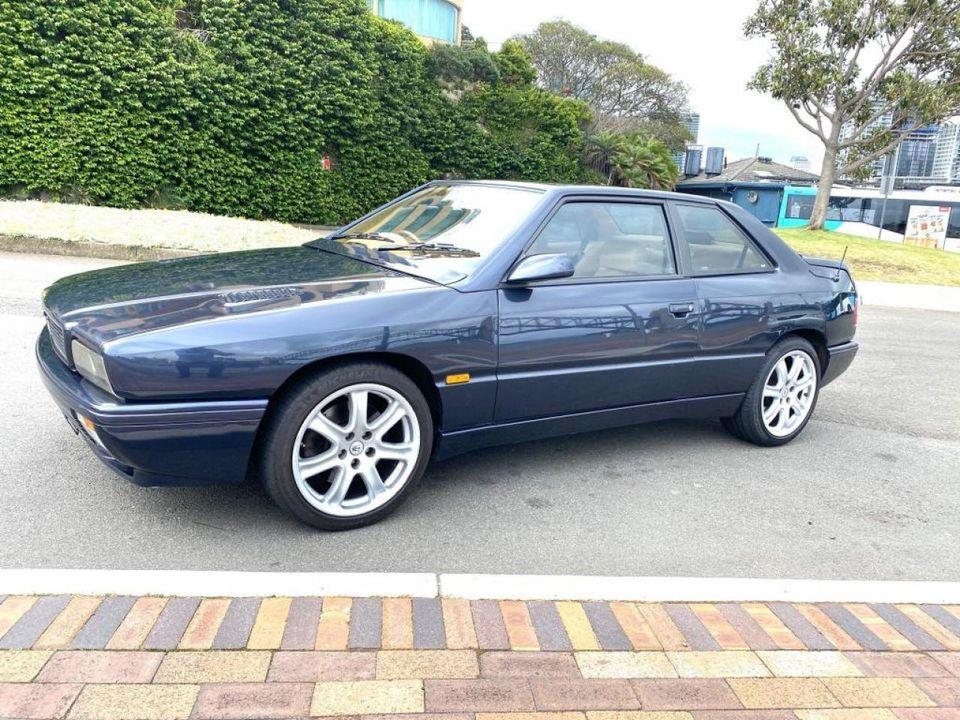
top-left (722, 337), bottom-right (820, 447)
top-left (259, 362), bottom-right (433, 530)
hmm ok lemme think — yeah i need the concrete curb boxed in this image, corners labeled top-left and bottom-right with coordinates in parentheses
top-left (0, 234), bottom-right (203, 262)
top-left (5, 569), bottom-right (960, 603)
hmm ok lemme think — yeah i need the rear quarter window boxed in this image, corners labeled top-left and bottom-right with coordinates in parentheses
top-left (675, 204), bottom-right (772, 275)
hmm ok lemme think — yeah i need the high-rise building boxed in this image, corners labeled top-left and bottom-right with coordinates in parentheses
top-left (838, 101), bottom-right (895, 181)
top-left (675, 112), bottom-right (701, 171)
top-left (367, 0), bottom-right (462, 45)
top-left (789, 155), bottom-right (811, 172)
top-left (932, 121), bottom-right (960, 182)
top-left (895, 126), bottom-right (940, 178)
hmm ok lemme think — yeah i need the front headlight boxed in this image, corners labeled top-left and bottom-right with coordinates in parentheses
top-left (71, 340), bottom-right (115, 395)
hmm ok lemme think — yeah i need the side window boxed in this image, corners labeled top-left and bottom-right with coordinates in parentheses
top-left (675, 204), bottom-right (771, 275)
top-left (528, 202), bottom-right (676, 279)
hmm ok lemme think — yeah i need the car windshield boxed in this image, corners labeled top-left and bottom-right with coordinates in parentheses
top-left (306, 184), bottom-right (545, 284)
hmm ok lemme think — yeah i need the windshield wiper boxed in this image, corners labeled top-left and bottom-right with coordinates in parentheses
top-left (329, 233), bottom-right (476, 257)
top-left (328, 231), bottom-right (396, 243)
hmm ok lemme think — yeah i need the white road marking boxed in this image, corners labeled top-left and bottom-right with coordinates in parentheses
top-left (3, 569), bottom-right (960, 603)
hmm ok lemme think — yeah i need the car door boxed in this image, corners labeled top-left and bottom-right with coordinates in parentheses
top-left (670, 201), bottom-right (780, 396)
top-left (495, 198), bottom-right (700, 423)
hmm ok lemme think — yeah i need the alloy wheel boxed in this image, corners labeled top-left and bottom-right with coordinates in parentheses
top-left (291, 383), bottom-right (420, 517)
top-left (761, 350), bottom-right (817, 438)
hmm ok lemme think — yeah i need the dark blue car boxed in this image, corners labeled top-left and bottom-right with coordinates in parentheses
top-left (38, 181), bottom-right (859, 529)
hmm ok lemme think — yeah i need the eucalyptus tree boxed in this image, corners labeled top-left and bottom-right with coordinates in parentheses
top-left (746, 0), bottom-right (960, 229)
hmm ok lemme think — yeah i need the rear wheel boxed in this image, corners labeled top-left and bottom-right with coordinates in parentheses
top-left (723, 337), bottom-right (820, 447)
top-left (259, 363), bottom-right (433, 530)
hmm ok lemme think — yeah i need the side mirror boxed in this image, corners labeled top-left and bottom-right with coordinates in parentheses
top-left (506, 253), bottom-right (576, 284)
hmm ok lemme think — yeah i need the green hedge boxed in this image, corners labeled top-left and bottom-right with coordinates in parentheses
top-left (0, 0), bottom-right (590, 224)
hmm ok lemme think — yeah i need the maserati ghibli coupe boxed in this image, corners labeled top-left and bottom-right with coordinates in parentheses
top-left (38, 181), bottom-right (859, 530)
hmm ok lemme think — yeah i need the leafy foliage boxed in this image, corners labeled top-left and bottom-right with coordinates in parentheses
top-left (517, 20), bottom-right (691, 144)
top-left (612, 136), bottom-right (679, 190)
top-left (745, 0), bottom-right (960, 228)
top-left (0, 1), bottom-right (589, 224)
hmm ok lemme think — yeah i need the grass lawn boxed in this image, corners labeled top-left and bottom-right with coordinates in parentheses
top-left (775, 227), bottom-right (960, 287)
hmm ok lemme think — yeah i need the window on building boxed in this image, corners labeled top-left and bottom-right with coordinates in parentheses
top-left (785, 193), bottom-right (815, 220)
top-left (826, 197), bottom-right (864, 222)
top-left (675, 204), bottom-right (771, 275)
top-left (528, 202), bottom-right (676, 279)
top-left (378, 0), bottom-right (458, 43)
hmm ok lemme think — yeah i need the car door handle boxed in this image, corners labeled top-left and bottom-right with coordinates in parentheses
top-left (669, 302), bottom-right (696, 318)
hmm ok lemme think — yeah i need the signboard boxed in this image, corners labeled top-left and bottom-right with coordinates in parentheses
top-left (904, 205), bottom-right (951, 249)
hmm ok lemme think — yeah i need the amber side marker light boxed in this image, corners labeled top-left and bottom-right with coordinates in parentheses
top-left (446, 373), bottom-right (471, 385)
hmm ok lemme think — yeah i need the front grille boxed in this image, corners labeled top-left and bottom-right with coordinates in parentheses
top-left (46, 315), bottom-right (69, 363)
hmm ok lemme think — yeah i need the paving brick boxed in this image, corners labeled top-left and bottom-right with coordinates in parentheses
top-left (588, 714), bottom-right (692, 720)
top-left (211, 598), bottom-right (260, 650)
top-left (0, 596), bottom-right (70, 650)
top-left (153, 650), bottom-right (271, 683)
top-left (609, 603), bottom-right (660, 651)
top-left (756, 651), bottom-right (862, 677)
top-left (893, 710), bottom-right (960, 719)
top-left (37, 650), bottom-right (161, 683)
top-left (667, 651), bottom-right (769, 678)
top-left (481, 651), bottom-right (580, 678)
top-left (0, 682), bottom-right (80, 719)
top-left (871, 605), bottom-right (943, 651)
top-left (501, 601), bottom-right (539, 652)
top-left (529, 601), bottom-right (574, 652)
top-left (663, 606), bottom-right (719, 651)
top-left (933, 653), bottom-right (960, 677)
top-left (349, 598), bottom-right (383, 650)
top-left (556, 602), bottom-right (601, 651)
top-left (847, 652), bottom-right (951, 677)
top-left (821, 604), bottom-right (888, 652)
top-left (795, 712), bottom-right (899, 719)
top-left (914, 677), bottom-right (960, 706)
top-left (371, 714), bottom-right (472, 720)
top-left (268, 651), bottom-right (375, 682)
top-left (631, 679), bottom-right (741, 710)
top-left (35, 597), bottom-right (102, 650)
top-left (531, 679), bottom-right (640, 711)
top-left (920, 607), bottom-right (960, 639)
top-left (692, 712), bottom-right (794, 720)
top-left (381, 599), bottom-right (413, 651)
top-left (715, 604), bottom-right (778, 652)
top-left (143, 598), bottom-right (200, 651)
top-left (179, 598), bottom-right (230, 650)
top-left (313, 680), bottom-right (424, 715)
top-left (425, 679), bottom-right (535, 712)
top-left (473, 600), bottom-right (510, 650)
top-left (844, 604), bottom-right (915, 652)
top-left (192, 682), bottom-right (312, 719)
top-left (896, 606), bottom-right (960, 651)
top-left (282, 597), bottom-right (322, 650)
top-left (727, 678), bottom-right (839, 709)
top-left (740, 604), bottom-right (804, 651)
top-left (768, 603), bottom-right (835, 651)
top-left (484, 713), bottom-right (587, 720)
top-left (248, 597), bottom-right (291, 650)
top-left (584, 603), bottom-right (633, 652)
top-left (0, 596), bottom-right (37, 640)
top-left (106, 597), bottom-right (167, 651)
top-left (412, 598), bottom-right (445, 650)
top-left (317, 597), bottom-right (352, 651)
top-left (376, 649), bottom-right (478, 679)
top-left (0, 650), bottom-right (52, 682)
top-left (68, 683), bottom-right (198, 720)
top-left (441, 598), bottom-right (477, 650)
top-left (636, 607), bottom-right (690, 652)
top-left (795, 604), bottom-right (861, 652)
top-left (823, 678), bottom-right (935, 708)
top-left (688, 605), bottom-right (748, 651)
top-left (576, 652), bottom-right (676, 679)
top-left (71, 596), bottom-right (137, 650)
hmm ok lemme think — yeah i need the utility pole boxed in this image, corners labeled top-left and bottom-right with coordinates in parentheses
top-left (877, 142), bottom-right (902, 240)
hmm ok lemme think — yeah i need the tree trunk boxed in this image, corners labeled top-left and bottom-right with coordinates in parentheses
top-left (808, 141), bottom-right (838, 231)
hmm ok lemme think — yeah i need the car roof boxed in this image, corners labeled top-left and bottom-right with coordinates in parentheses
top-left (428, 179), bottom-right (717, 204)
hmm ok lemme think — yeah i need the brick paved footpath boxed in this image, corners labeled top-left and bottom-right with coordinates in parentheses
top-left (2, 596), bottom-right (960, 718)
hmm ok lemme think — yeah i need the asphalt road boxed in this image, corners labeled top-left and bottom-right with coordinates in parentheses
top-left (1, 251), bottom-right (958, 580)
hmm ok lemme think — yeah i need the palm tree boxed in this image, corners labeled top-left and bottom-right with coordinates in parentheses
top-left (611, 136), bottom-right (679, 191)
top-left (584, 132), bottom-right (625, 185)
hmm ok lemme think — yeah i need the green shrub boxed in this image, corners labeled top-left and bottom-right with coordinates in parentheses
top-left (0, 0), bottom-right (590, 224)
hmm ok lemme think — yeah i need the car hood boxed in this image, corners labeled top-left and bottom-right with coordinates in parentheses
top-left (43, 246), bottom-right (437, 346)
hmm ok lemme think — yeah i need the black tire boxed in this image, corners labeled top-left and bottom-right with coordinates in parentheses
top-left (722, 337), bottom-right (821, 447)
top-left (258, 362), bottom-right (434, 530)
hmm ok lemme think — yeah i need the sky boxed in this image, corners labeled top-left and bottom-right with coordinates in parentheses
top-left (460, 0), bottom-right (827, 171)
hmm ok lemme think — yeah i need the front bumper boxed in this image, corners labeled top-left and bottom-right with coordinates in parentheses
top-left (821, 340), bottom-right (859, 386)
top-left (36, 329), bottom-right (268, 487)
